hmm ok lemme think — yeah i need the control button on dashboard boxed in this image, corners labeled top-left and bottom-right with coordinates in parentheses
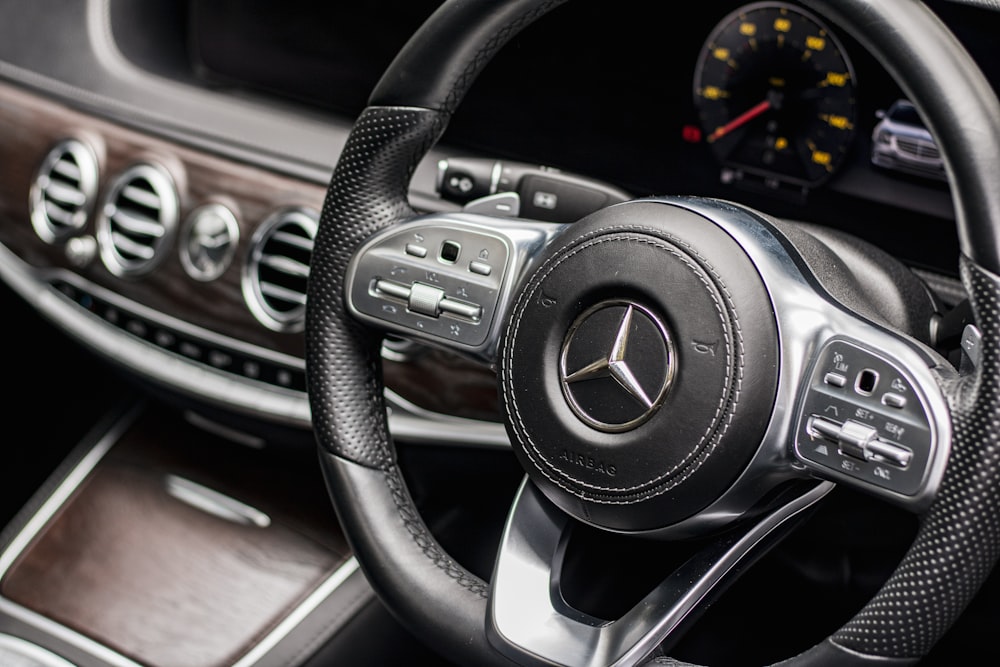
top-left (882, 393), bottom-right (907, 409)
top-left (469, 260), bottom-right (492, 276)
top-left (374, 279), bottom-right (411, 301)
top-left (125, 320), bottom-right (148, 338)
top-left (405, 243), bottom-right (427, 258)
top-left (439, 298), bottom-right (482, 321)
top-left (154, 330), bottom-right (176, 348)
top-left (408, 283), bottom-right (445, 317)
top-left (179, 342), bottom-right (203, 360)
top-left (823, 372), bottom-right (847, 387)
top-left (208, 351), bottom-right (233, 369)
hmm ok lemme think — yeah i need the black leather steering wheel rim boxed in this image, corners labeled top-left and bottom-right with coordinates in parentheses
top-left (305, 1), bottom-right (1000, 665)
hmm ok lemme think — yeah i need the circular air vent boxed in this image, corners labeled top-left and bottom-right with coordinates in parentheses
top-left (242, 207), bottom-right (318, 332)
top-left (96, 163), bottom-right (179, 277)
top-left (29, 139), bottom-right (99, 243)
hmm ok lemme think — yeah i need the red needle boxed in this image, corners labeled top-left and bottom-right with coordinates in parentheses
top-left (707, 99), bottom-right (772, 143)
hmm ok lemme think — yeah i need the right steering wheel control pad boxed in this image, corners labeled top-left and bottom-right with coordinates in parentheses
top-left (795, 338), bottom-right (935, 496)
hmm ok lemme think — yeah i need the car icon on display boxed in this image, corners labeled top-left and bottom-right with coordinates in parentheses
top-left (871, 98), bottom-right (948, 182)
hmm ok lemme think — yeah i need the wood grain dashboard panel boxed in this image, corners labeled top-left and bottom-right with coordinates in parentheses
top-left (0, 405), bottom-right (351, 667)
top-left (0, 81), bottom-right (325, 356)
top-left (0, 81), bottom-right (501, 422)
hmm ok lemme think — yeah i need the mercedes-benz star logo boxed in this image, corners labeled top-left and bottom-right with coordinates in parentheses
top-left (559, 301), bottom-right (674, 432)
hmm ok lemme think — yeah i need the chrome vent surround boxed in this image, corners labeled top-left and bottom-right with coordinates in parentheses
top-left (242, 207), bottom-right (318, 332)
top-left (29, 139), bottom-right (99, 243)
top-left (96, 163), bottom-right (179, 277)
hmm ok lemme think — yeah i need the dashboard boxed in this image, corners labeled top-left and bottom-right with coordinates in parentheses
top-left (1, 1), bottom-right (999, 666)
top-left (1, 0), bottom-right (989, 437)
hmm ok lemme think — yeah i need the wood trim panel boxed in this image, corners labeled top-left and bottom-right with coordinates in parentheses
top-left (0, 81), bottom-right (326, 356)
top-left (0, 405), bottom-right (350, 667)
top-left (0, 81), bottom-right (501, 422)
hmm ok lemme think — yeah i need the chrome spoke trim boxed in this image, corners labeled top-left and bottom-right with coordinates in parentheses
top-left (488, 479), bottom-right (834, 667)
top-left (345, 212), bottom-right (566, 364)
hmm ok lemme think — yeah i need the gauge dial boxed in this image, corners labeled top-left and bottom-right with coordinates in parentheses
top-left (693, 2), bottom-right (858, 187)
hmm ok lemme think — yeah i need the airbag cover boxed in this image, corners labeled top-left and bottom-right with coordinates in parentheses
top-left (499, 201), bottom-right (779, 531)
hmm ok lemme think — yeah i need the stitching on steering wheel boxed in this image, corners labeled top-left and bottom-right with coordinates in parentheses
top-left (439, 0), bottom-right (569, 115)
top-left (382, 465), bottom-right (491, 597)
top-left (503, 230), bottom-right (740, 498)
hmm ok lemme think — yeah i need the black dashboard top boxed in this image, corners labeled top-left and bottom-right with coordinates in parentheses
top-left (177, 0), bottom-right (1000, 275)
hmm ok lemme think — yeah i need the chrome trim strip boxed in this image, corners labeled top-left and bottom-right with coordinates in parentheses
top-left (0, 633), bottom-right (81, 667)
top-left (0, 406), bottom-right (143, 667)
top-left (674, 197), bottom-right (952, 514)
top-left (231, 557), bottom-right (361, 667)
top-left (0, 407), bottom-right (137, 579)
top-left (385, 389), bottom-right (510, 449)
top-left (0, 402), bottom-right (366, 667)
top-left (183, 410), bottom-right (267, 449)
top-left (0, 601), bottom-right (141, 667)
top-left (489, 479), bottom-right (834, 667)
top-left (0, 242), bottom-right (511, 447)
top-left (165, 475), bottom-right (272, 528)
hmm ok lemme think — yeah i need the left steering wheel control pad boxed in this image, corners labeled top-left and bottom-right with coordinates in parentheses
top-left (500, 201), bottom-right (779, 532)
top-left (347, 223), bottom-right (510, 347)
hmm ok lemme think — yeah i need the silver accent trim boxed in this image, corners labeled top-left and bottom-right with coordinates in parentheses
top-left (164, 475), bottom-right (272, 528)
top-left (0, 634), bottom-right (79, 667)
top-left (178, 202), bottom-right (240, 282)
top-left (489, 479), bottom-right (834, 667)
top-left (346, 212), bottom-right (566, 363)
top-left (436, 158), bottom-right (448, 194)
top-left (0, 405), bottom-right (365, 667)
top-left (961, 323), bottom-right (982, 368)
top-left (64, 235), bottom-right (98, 268)
top-left (230, 558), bottom-right (361, 667)
top-left (0, 601), bottom-right (141, 667)
top-left (95, 162), bottom-right (179, 277)
top-left (463, 191), bottom-right (521, 217)
top-left (0, 242), bottom-right (511, 448)
top-left (242, 207), bottom-right (318, 333)
top-left (29, 138), bottom-right (100, 244)
top-left (0, 407), bottom-right (136, 579)
top-left (385, 389), bottom-right (510, 449)
top-left (183, 410), bottom-right (267, 449)
top-left (0, 407), bottom-right (144, 667)
top-left (670, 197), bottom-right (952, 516)
top-left (946, 0), bottom-right (1000, 12)
top-left (489, 160), bottom-right (503, 195)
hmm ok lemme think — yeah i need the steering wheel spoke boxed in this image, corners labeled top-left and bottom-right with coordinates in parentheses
top-left (790, 332), bottom-right (953, 512)
top-left (345, 211), bottom-right (565, 363)
top-left (307, 0), bottom-right (1000, 663)
top-left (488, 479), bottom-right (835, 667)
top-left (667, 198), bottom-right (955, 514)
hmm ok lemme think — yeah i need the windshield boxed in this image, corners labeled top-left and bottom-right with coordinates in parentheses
top-left (889, 103), bottom-right (927, 128)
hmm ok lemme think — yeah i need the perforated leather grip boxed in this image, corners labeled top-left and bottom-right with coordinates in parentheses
top-left (827, 257), bottom-right (1000, 659)
top-left (307, 106), bottom-right (445, 467)
top-left (305, 0), bottom-right (1000, 665)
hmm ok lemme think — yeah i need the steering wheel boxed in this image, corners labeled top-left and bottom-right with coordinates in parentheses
top-left (305, 0), bottom-right (1000, 664)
